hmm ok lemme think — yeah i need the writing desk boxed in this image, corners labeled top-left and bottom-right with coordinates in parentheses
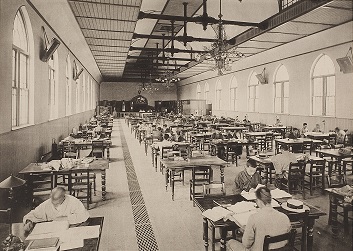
top-left (160, 156), bottom-right (226, 200)
top-left (210, 139), bottom-right (258, 158)
top-left (12, 217), bottom-right (103, 251)
top-left (316, 149), bottom-right (353, 175)
top-left (59, 139), bottom-right (112, 160)
top-left (195, 195), bottom-right (325, 251)
top-left (275, 138), bottom-right (322, 154)
top-left (19, 159), bottom-right (109, 201)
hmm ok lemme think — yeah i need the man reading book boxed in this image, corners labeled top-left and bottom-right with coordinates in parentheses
top-left (23, 187), bottom-right (89, 232)
top-left (233, 159), bottom-right (262, 194)
top-left (228, 187), bottom-right (291, 251)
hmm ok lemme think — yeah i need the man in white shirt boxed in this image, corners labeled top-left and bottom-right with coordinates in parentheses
top-left (23, 187), bottom-right (89, 232)
top-left (228, 187), bottom-right (291, 251)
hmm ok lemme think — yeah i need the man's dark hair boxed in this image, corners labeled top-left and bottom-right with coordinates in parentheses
top-left (247, 159), bottom-right (257, 168)
top-left (255, 187), bottom-right (271, 205)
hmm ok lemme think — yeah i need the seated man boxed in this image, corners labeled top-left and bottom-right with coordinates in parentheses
top-left (23, 187), bottom-right (89, 232)
top-left (228, 187), bottom-right (291, 251)
top-left (233, 159), bottom-right (262, 194)
top-left (335, 127), bottom-right (346, 144)
top-left (300, 123), bottom-right (309, 137)
top-left (270, 144), bottom-right (297, 184)
top-left (312, 123), bottom-right (322, 133)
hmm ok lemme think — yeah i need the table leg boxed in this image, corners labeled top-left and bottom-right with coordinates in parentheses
top-left (220, 227), bottom-right (227, 251)
top-left (101, 169), bottom-right (106, 201)
top-left (165, 169), bottom-right (169, 191)
top-left (220, 165), bottom-right (225, 193)
top-left (307, 218), bottom-right (315, 251)
top-left (329, 194), bottom-right (339, 237)
top-left (171, 169), bottom-right (175, 200)
top-left (203, 217), bottom-right (209, 251)
top-left (107, 146), bottom-right (110, 160)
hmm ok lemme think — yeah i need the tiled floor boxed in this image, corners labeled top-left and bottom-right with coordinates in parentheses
top-left (5, 119), bottom-right (349, 250)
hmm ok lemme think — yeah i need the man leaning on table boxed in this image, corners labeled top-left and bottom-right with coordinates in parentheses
top-left (23, 187), bottom-right (89, 232)
top-left (228, 187), bottom-right (291, 251)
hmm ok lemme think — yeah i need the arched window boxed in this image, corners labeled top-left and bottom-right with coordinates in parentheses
top-left (196, 83), bottom-right (201, 99)
top-left (12, 7), bottom-right (33, 127)
top-left (230, 76), bottom-right (238, 111)
top-left (274, 65), bottom-right (289, 114)
top-left (248, 72), bottom-right (259, 112)
top-left (215, 80), bottom-right (222, 110)
top-left (311, 54), bottom-right (336, 116)
top-left (48, 50), bottom-right (58, 119)
top-left (204, 82), bottom-right (210, 104)
top-left (65, 55), bottom-right (72, 116)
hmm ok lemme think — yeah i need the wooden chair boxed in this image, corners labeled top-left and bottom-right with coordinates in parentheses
top-left (265, 133), bottom-right (274, 151)
top-left (342, 157), bottom-right (353, 175)
top-left (302, 140), bottom-right (313, 155)
top-left (286, 210), bottom-right (309, 251)
top-left (281, 162), bottom-right (306, 199)
top-left (69, 169), bottom-right (93, 209)
top-left (304, 159), bottom-right (325, 195)
top-left (189, 165), bottom-right (212, 206)
top-left (224, 142), bottom-right (242, 166)
top-left (91, 140), bottom-right (104, 158)
top-left (326, 173), bottom-right (352, 233)
top-left (263, 229), bottom-right (297, 251)
top-left (29, 172), bottom-right (54, 207)
top-left (62, 141), bottom-right (78, 159)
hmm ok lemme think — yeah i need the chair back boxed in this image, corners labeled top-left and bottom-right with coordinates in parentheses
top-left (263, 228), bottom-right (297, 251)
top-left (226, 142), bottom-right (242, 155)
top-left (92, 140), bottom-right (104, 158)
top-left (0, 208), bottom-right (11, 224)
top-left (309, 159), bottom-right (325, 176)
top-left (303, 140), bottom-right (313, 154)
top-left (62, 141), bottom-right (75, 152)
top-left (288, 162), bottom-right (305, 181)
top-left (70, 169), bottom-right (91, 209)
top-left (191, 165), bottom-right (212, 184)
top-left (327, 173), bottom-right (347, 188)
top-left (286, 210), bottom-right (309, 251)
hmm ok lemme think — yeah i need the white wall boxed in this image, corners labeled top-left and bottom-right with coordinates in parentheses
top-left (178, 22), bottom-right (353, 130)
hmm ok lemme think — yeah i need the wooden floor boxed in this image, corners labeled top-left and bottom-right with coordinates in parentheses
top-left (2, 118), bottom-right (352, 250)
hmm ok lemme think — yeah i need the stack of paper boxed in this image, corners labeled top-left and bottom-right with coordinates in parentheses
top-left (228, 201), bottom-right (257, 214)
top-left (26, 221), bottom-right (69, 240)
top-left (270, 188), bottom-right (292, 199)
top-left (201, 206), bottom-right (233, 222)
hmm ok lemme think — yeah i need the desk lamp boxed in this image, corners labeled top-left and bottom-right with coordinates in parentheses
top-left (0, 174), bottom-right (25, 251)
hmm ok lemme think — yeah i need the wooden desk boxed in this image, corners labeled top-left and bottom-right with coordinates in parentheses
top-left (316, 149), bottom-right (353, 174)
top-left (194, 195), bottom-right (325, 251)
top-left (305, 132), bottom-right (332, 140)
top-left (325, 188), bottom-right (352, 236)
top-left (12, 217), bottom-right (104, 251)
top-left (263, 126), bottom-right (287, 137)
top-left (275, 138), bottom-right (322, 154)
top-left (249, 155), bottom-right (323, 184)
top-left (59, 139), bottom-right (112, 160)
top-left (151, 141), bottom-right (190, 171)
top-left (210, 139), bottom-right (258, 158)
top-left (19, 159), bottom-right (110, 201)
top-left (160, 156), bottom-right (227, 200)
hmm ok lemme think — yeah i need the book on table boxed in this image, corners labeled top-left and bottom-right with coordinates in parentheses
top-left (26, 237), bottom-right (59, 251)
top-left (26, 221), bottom-right (69, 240)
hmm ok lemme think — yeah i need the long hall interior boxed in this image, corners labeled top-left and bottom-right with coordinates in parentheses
top-left (0, 0), bottom-right (352, 251)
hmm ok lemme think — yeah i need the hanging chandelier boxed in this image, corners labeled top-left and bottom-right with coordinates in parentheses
top-left (138, 73), bottom-right (159, 93)
top-left (155, 68), bottom-right (180, 88)
top-left (202, 0), bottom-right (245, 75)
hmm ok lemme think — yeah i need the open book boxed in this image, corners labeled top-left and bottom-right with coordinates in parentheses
top-left (202, 206), bottom-right (233, 222)
top-left (26, 221), bottom-right (69, 240)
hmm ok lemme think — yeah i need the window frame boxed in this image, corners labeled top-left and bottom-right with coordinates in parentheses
top-left (311, 54), bottom-right (336, 117)
top-left (248, 72), bottom-right (260, 112)
top-left (229, 76), bottom-right (238, 111)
